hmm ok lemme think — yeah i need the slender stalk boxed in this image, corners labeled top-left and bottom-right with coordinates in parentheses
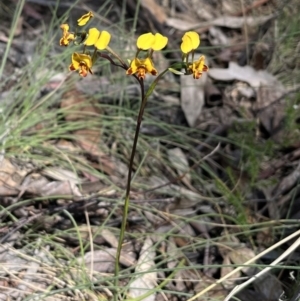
top-left (112, 67), bottom-right (172, 301)
top-left (114, 78), bottom-right (145, 300)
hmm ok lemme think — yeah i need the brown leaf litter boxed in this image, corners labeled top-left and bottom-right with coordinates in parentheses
top-left (1, 0), bottom-right (300, 300)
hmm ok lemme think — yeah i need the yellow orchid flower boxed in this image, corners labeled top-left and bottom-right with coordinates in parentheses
top-left (59, 24), bottom-right (75, 46)
top-left (188, 55), bottom-right (208, 79)
top-left (137, 32), bottom-right (168, 51)
top-left (77, 11), bottom-right (94, 26)
top-left (126, 57), bottom-right (158, 79)
top-left (69, 52), bottom-right (93, 77)
top-left (181, 31), bottom-right (200, 54)
top-left (84, 28), bottom-right (111, 50)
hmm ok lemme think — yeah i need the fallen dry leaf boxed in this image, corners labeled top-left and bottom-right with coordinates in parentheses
top-left (166, 14), bottom-right (274, 31)
top-left (221, 255), bottom-right (239, 289)
top-left (99, 229), bottom-right (119, 248)
top-left (42, 167), bottom-right (81, 184)
top-left (272, 162), bottom-right (300, 199)
top-left (166, 238), bottom-right (179, 269)
top-left (149, 175), bottom-right (202, 204)
top-left (209, 26), bottom-right (229, 46)
top-left (0, 233), bottom-right (26, 271)
top-left (61, 90), bottom-right (101, 121)
top-left (180, 70), bottom-right (207, 127)
top-left (141, 0), bottom-right (167, 24)
top-left (220, 247), bottom-right (255, 289)
top-left (167, 147), bottom-right (191, 186)
top-left (60, 87), bottom-right (128, 178)
top-left (252, 82), bottom-right (287, 141)
top-left (166, 18), bottom-right (206, 32)
top-left (211, 14), bottom-right (274, 28)
top-left (81, 248), bottom-right (136, 273)
top-left (0, 158), bottom-right (31, 196)
top-left (60, 87), bottom-right (102, 155)
top-left (253, 273), bottom-right (283, 301)
top-left (74, 128), bottom-right (102, 159)
top-left (25, 174), bottom-right (82, 197)
top-left (129, 237), bottom-right (157, 301)
top-left (209, 61), bottom-right (284, 90)
top-left (194, 272), bottom-right (228, 299)
top-left (228, 247), bottom-right (256, 275)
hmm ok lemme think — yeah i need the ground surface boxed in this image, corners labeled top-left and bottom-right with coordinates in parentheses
top-left (0, 0), bottom-right (300, 300)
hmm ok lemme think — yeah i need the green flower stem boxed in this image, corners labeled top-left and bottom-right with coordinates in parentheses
top-left (114, 76), bottom-right (145, 300)
top-left (114, 67), bottom-right (171, 300)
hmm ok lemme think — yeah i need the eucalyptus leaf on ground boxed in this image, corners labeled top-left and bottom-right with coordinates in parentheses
top-left (129, 237), bottom-right (157, 301)
top-left (208, 62), bottom-right (285, 90)
top-left (180, 70), bottom-right (207, 127)
top-left (167, 147), bottom-right (191, 185)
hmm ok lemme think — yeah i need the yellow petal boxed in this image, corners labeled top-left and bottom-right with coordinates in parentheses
top-left (61, 32), bottom-right (75, 46)
top-left (144, 57), bottom-right (154, 72)
top-left (77, 11), bottom-right (94, 26)
top-left (68, 33), bottom-right (75, 40)
top-left (152, 33), bottom-right (168, 50)
top-left (186, 31), bottom-right (200, 49)
top-left (94, 30), bottom-right (111, 50)
top-left (59, 24), bottom-right (74, 46)
top-left (84, 28), bottom-right (100, 46)
top-left (71, 52), bottom-right (92, 69)
top-left (70, 53), bottom-right (93, 77)
top-left (180, 31), bottom-right (200, 54)
top-left (126, 58), bottom-right (140, 75)
top-left (80, 54), bottom-right (93, 69)
top-left (191, 55), bottom-right (208, 79)
top-left (126, 57), bottom-right (158, 78)
top-left (71, 52), bottom-right (80, 69)
top-left (137, 33), bottom-right (155, 50)
top-left (181, 35), bottom-right (192, 54)
top-left (195, 55), bottom-right (205, 70)
top-left (60, 23), bottom-right (69, 32)
top-left (145, 57), bottom-right (157, 76)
